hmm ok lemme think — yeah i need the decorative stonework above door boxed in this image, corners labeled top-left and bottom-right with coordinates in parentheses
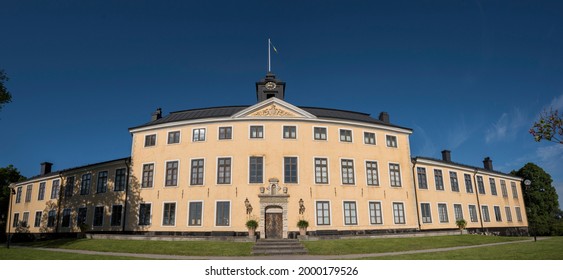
top-left (250, 104), bottom-right (296, 117)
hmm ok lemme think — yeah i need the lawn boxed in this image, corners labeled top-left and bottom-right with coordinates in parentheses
top-left (303, 235), bottom-right (529, 255)
top-left (21, 238), bottom-right (254, 257)
top-left (365, 236), bottom-right (563, 260)
top-left (0, 247), bottom-right (149, 260)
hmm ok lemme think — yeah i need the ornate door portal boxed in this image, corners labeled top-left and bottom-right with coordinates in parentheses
top-left (265, 213), bottom-right (283, 239)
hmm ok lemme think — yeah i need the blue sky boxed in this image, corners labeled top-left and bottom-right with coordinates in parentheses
top-left (1, 0), bottom-right (562, 206)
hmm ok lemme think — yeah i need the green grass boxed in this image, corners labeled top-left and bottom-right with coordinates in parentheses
top-left (303, 235), bottom-right (529, 255)
top-left (0, 247), bottom-right (150, 260)
top-left (21, 238), bottom-right (254, 257)
top-left (364, 236), bottom-right (563, 260)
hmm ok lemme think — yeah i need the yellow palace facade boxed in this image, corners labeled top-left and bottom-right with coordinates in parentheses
top-left (7, 73), bottom-right (528, 239)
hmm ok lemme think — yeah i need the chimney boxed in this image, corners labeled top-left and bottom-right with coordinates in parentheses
top-left (151, 108), bottom-right (162, 121)
top-left (40, 162), bottom-right (53, 175)
top-left (441, 150), bottom-right (451, 162)
top-left (483, 157), bottom-right (493, 171)
top-left (378, 112), bottom-right (390, 123)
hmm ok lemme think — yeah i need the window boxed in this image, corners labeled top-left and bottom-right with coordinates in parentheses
top-left (219, 127), bottom-right (232, 140)
top-left (315, 158), bottom-right (329, 184)
top-left (80, 174), bottom-right (91, 195)
top-left (188, 202), bottom-right (203, 226)
top-left (501, 180), bottom-right (508, 197)
top-left (386, 135), bottom-right (397, 147)
top-left (216, 201), bottom-right (230, 226)
top-left (481, 206), bottom-right (490, 222)
top-left (193, 128), bottom-right (206, 142)
top-left (454, 204), bottom-right (463, 221)
top-left (438, 203), bottom-right (449, 223)
top-left (284, 157), bottom-right (298, 184)
top-left (217, 158), bottom-right (232, 184)
top-left (341, 159), bottom-right (355, 185)
top-left (316, 201), bottom-right (330, 225)
top-left (15, 186), bottom-right (22, 203)
top-left (434, 170), bottom-right (444, 190)
top-left (364, 132), bottom-right (376, 145)
top-left (64, 177), bottom-right (74, 198)
top-left (167, 131), bottom-right (180, 144)
top-left (366, 161), bottom-right (379, 186)
top-left (369, 202), bottom-right (383, 225)
top-left (417, 167), bottom-right (427, 189)
top-left (13, 213), bottom-right (19, 227)
top-left (96, 171), bottom-right (108, 193)
top-left (314, 127), bottom-right (327, 140)
top-left (389, 163), bottom-right (402, 187)
top-left (22, 212), bottom-right (29, 227)
top-left (165, 161), bottom-right (179, 186)
top-left (51, 179), bottom-right (60, 199)
top-left (190, 159), bottom-right (205, 185)
top-left (142, 164), bottom-right (154, 188)
top-left (464, 174), bottom-right (473, 193)
top-left (477, 176), bottom-right (486, 194)
top-left (250, 126), bottom-right (264, 139)
top-left (339, 129), bottom-right (352, 142)
top-left (449, 172), bottom-right (459, 192)
top-left (25, 185), bottom-right (32, 202)
top-left (62, 208), bottom-right (71, 228)
top-left (93, 206), bottom-right (104, 227)
top-left (47, 210), bottom-right (56, 227)
top-left (490, 178), bottom-right (498, 196)
top-left (469, 205), bottom-right (478, 222)
top-left (494, 206), bottom-right (502, 222)
top-left (114, 168), bottom-right (126, 191)
top-left (393, 202), bottom-right (406, 224)
top-left (111, 205), bottom-right (123, 226)
top-left (249, 157), bottom-right (264, 183)
top-left (34, 211), bottom-right (42, 228)
top-left (144, 134), bottom-right (156, 147)
top-left (421, 203), bottom-right (432, 223)
top-left (515, 207), bottom-right (523, 222)
top-left (139, 203), bottom-right (151, 226)
top-left (283, 126), bottom-right (297, 139)
top-left (77, 207), bottom-right (87, 226)
top-left (38, 182), bottom-right (46, 201)
top-left (511, 182), bottom-right (518, 198)
top-left (343, 201), bottom-right (358, 225)
top-left (162, 203), bottom-right (176, 226)
top-left (505, 207), bottom-right (513, 222)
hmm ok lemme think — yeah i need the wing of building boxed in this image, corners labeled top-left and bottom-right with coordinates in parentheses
top-left (7, 73), bottom-right (528, 239)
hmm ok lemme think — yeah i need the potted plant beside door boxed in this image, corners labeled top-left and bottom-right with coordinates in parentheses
top-left (297, 220), bottom-right (309, 236)
top-left (246, 219), bottom-right (259, 238)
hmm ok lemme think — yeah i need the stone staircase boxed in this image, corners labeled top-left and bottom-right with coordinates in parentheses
top-left (251, 239), bottom-right (308, 255)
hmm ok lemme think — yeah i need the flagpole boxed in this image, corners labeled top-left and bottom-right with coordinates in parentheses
top-left (268, 38), bottom-right (271, 72)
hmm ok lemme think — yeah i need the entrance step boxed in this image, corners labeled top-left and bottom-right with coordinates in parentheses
top-left (251, 239), bottom-right (308, 255)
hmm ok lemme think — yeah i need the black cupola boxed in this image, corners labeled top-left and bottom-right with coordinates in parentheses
top-left (256, 72), bottom-right (286, 102)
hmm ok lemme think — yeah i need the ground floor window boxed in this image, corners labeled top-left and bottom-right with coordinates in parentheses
top-left (454, 204), bottom-right (464, 221)
top-left (343, 201), bottom-right (357, 225)
top-left (111, 205), bottom-right (123, 226)
top-left (163, 203), bottom-right (176, 226)
top-left (469, 205), bottom-right (478, 222)
top-left (13, 213), bottom-right (19, 227)
top-left (94, 206), bottom-right (104, 227)
top-left (369, 202), bottom-right (382, 225)
top-left (393, 202), bottom-right (405, 224)
top-left (216, 201), bottom-right (230, 226)
top-left (421, 203), bottom-right (432, 223)
top-left (47, 210), bottom-right (56, 227)
top-left (482, 206), bottom-right (490, 222)
top-left (34, 211), bottom-right (42, 228)
top-left (494, 206), bottom-right (502, 222)
top-left (189, 201), bottom-right (203, 226)
top-left (505, 207), bottom-right (513, 222)
top-left (316, 201), bottom-right (330, 225)
top-left (139, 203), bottom-right (151, 226)
top-left (61, 208), bottom-right (71, 228)
top-left (438, 203), bottom-right (449, 223)
top-left (77, 207), bottom-right (87, 226)
top-left (515, 207), bottom-right (523, 222)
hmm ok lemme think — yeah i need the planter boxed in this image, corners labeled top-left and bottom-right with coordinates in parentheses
top-left (299, 227), bottom-right (307, 236)
top-left (248, 228), bottom-right (255, 237)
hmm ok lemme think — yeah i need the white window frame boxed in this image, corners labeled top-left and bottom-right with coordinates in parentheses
top-left (315, 200), bottom-right (331, 226)
top-left (340, 158), bottom-right (356, 186)
top-left (215, 200), bottom-right (232, 227)
top-left (420, 202), bottom-right (432, 224)
top-left (93, 205), bottom-right (105, 227)
top-left (339, 128), bottom-right (353, 143)
top-left (385, 134), bottom-right (398, 148)
top-left (283, 156), bottom-right (299, 184)
top-left (282, 125), bottom-right (298, 140)
top-left (392, 202), bottom-right (406, 225)
top-left (161, 201), bottom-right (177, 227)
top-left (192, 127), bottom-right (207, 142)
top-left (217, 126), bottom-right (233, 140)
top-left (141, 162), bottom-right (156, 189)
top-left (368, 200), bottom-right (384, 225)
top-left (110, 204), bottom-right (124, 227)
top-left (313, 157), bottom-right (330, 185)
top-left (468, 204), bottom-right (479, 223)
top-left (313, 126), bottom-right (328, 141)
top-left (216, 156), bottom-right (233, 185)
top-left (249, 125), bottom-right (265, 139)
top-left (187, 200), bottom-right (204, 227)
top-left (437, 203), bottom-right (449, 223)
top-left (342, 201), bottom-right (358, 226)
top-left (363, 131), bottom-right (376, 145)
top-left (365, 160), bottom-right (380, 187)
top-left (388, 162), bottom-right (403, 187)
top-left (144, 134), bottom-right (157, 147)
top-left (138, 202), bottom-right (152, 226)
top-left (189, 158), bottom-right (206, 186)
top-left (248, 156), bottom-right (265, 184)
top-left (167, 130), bottom-right (181, 144)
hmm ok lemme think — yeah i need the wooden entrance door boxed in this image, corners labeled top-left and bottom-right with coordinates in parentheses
top-left (265, 213), bottom-right (283, 239)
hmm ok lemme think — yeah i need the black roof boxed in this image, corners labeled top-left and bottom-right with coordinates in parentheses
top-left (20, 157), bottom-right (131, 184)
top-left (413, 156), bottom-right (520, 179)
top-left (130, 105), bottom-right (412, 131)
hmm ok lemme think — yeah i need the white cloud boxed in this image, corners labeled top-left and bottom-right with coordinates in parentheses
top-left (485, 107), bottom-right (528, 143)
top-left (447, 116), bottom-right (473, 149)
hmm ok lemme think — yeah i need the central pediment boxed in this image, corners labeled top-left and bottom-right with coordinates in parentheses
top-left (231, 98), bottom-right (317, 119)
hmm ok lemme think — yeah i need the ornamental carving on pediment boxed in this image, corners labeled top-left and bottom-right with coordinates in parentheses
top-left (251, 105), bottom-right (295, 117)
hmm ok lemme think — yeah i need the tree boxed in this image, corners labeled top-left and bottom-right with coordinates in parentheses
top-left (530, 108), bottom-right (563, 144)
top-left (0, 69), bottom-right (12, 112)
top-left (513, 163), bottom-right (560, 236)
top-left (0, 165), bottom-right (26, 241)
top-left (455, 219), bottom-right (467, 235)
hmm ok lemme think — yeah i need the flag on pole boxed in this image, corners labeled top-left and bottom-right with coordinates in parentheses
top-left (272, 44), bottom-right (278, 53)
